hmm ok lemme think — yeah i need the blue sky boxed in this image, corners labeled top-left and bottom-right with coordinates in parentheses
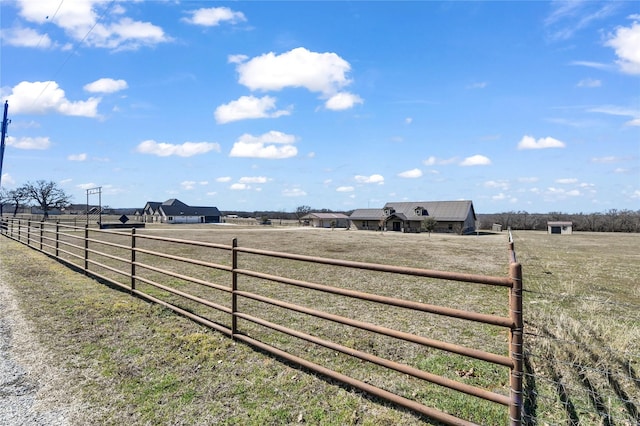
top-left (1, 1), bottom-right (639, 213)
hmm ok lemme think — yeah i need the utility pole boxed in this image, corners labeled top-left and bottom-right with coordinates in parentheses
top-left (0, 101), bottom-right (9, 188)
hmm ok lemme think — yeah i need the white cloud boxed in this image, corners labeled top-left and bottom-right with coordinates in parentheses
top-left (576, 78), bottom-right (601, 88)
top-left (517, 135), bottom-right (566, 150)
top-left (234, 47), bottom-right (360, 107)
top-left (214, 95), bottom-right (290, 124)
top-left (336, 186), bottom-right (354, 192)
top-left (587, 105), bottom-right (640, 126)
top-left (181, 181), bottom-right (196, 190)
top-left (216, 176), bottom-right (232, 183)
top-left (546, 187), bottom-right (581, 197)
top-left (570, 60), bottom-right (612, 70)
top-left (398, 168), bottom-right (422, 178)
top-left (229, 131), bottom-right (298, 159)
top-left (460, 154), bottom-right (491, 166)
top-left (484, 180), bottom-right (510, 190)
top-left (423, 155), bottom-right (458, 166)
top-left (182, 7), bottom-right (246, 26)
top-left (354, 174), bottom-right (384, 184)
top-left (556, 178), bottom-right (578, 184)
top-left (1, 173), bottom-right (15, 186)
top-left (239, 176), bottom-right (267, 184)
top-left (230, 183), bottom-right (249, 190)
top-left (68, 153), bottom-right (87, 161)
top-left (606, 21), bottom-right (640, 74)
top-left (4, 81), bottom-right (100, 117)
top-left (518, 177), bottom-right (539, 183)
top-left (282, 188), bottom-right (307, 197)
top-left (84, 78), bottom-right (128, 93)
top-left (325, 92), bottom-right (363, 110)
top-left (591, 156), bottom-right (621, 163)
top-left (136, 140), bottom-right (221, 157)
top-left (77, 182), bottom-right (98, 190)
top-left (1, 26), bottom-right (52, 48)
top-left (6, 135), bottom-right (50, 150)
top-left (545, 2), bottom-right (618, 41)
top-left (16, 0), bottom-right (171, 51)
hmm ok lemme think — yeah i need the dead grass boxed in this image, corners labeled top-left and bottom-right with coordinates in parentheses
top-left (6, 226), bottom-right (636, 424)
top-left (513, 231), bottom-right (639, 425)
top-left (2, 225), bottom-right (515, 424)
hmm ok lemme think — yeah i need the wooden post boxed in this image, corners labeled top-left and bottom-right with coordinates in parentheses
top-left (231, 238), bottom-right (238, 338)
top-left (84, 224), bottom-right (89, 273)
top-left (55, 221), bottom-right (60, 258)
top-left (509, 262), bottom-right (523, 425)
top-left (131, 228), bottom-right (136, 291)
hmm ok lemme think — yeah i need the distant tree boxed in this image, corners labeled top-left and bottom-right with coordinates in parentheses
top-left (0, 188), bottom-right (7, 216)
top-left (22, 180), bottom-right (72, 220)
top-left (295, 205), bottom-right (311, 224)
top-left (1, 187), bottom-right (29, 216)
top-left (421, 217), bottom-right (437, 236)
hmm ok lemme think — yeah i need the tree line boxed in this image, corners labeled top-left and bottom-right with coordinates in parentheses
top-left (0, 180), bottom-right (72, 219)
top-left (478, 210), bottom-right (640, 233)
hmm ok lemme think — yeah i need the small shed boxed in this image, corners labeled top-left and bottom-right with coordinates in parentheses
top-left (301, 213), bottom-right (349, 228)
top-left (547, 221), bottom-right (573, 235)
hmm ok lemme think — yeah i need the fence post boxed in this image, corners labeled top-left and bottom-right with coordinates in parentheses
top-left (231, 238), bottom-right (238, 338)
top-left (39, 221), bottom-right (44, 250)
top-left (55, 221), bottom-right (60, 258)
top-left (509, 261), bottom-right (524, 426)
top-left (17, 219), bottom-right (21, 242)
top-left (27, 220), bottom-right (31, 247)
top-left (84, 224), bottom-right (89, 273)
top-left (130, 228), bottom-right (136, 292)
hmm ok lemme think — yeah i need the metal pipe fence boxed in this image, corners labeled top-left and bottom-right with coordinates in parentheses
top-left (1, 217), bottom-right (524, 425)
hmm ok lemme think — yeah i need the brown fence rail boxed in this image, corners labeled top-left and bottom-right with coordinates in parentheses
top-left (1, 218), bottom-right (523, 425)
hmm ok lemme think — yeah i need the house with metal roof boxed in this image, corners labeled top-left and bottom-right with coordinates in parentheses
top-left (348, 208), bottom-right (387, 231)
top-left (350, 200), bottom-right (477, 234)
top-left (301, 212), bottom-right (350, 228)
top-left (138, 199), bottom-right (221, 224)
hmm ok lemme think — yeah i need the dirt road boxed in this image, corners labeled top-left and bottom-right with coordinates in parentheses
top-left (0, 267), bottom-right (72, 426)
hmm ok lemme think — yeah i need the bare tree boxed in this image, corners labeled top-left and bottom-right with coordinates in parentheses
top-left (295, 205), bottom-right (311, 224)
top-left (1, 187), bottom-right (29, 216)
top-left (22, 180), bottom-right (72, 220)
top-left (0, 188), bottom-right (7, 216)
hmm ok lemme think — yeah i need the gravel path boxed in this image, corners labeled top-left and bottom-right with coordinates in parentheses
top-left (0, 272), bottom-right (71, 426)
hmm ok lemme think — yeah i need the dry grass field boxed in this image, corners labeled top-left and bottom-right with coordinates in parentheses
top-left (0, 223), bottom-right (638, 425)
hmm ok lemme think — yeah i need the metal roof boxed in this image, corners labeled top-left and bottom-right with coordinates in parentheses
top-left (349, 209), bottom-right (387, 220)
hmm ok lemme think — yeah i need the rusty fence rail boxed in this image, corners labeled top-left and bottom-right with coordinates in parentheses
top-left (1, 217), bottom-right (523, 425)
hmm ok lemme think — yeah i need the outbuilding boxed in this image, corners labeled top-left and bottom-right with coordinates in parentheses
top-left (547, 221), bottom-right (573, 235)
top-left (301, 212), bottom-right (349, 228)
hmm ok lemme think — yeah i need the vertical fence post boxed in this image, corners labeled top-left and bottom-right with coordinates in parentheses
top-left (17, 219), bottom-right (21, 242)
top-left (27, 220), bottom-right (31, 246)
top-left (84, 224), bottom-right (89, 273)
top-left (39, 221), bottom-right (44, 250)
top-left (130, 228), bottom-right (136, 292)
top-left (509, 261), bottom-right (524, 426)
top-left (55, 221), bottom-right (60, 258)
top-left (231, 238), bottom-right (238, 338)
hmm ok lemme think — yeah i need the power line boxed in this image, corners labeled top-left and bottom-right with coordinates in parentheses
top-left (35, 0), bottom-right (65, 49)
top-left (30, 0), bottom-right (117, 109)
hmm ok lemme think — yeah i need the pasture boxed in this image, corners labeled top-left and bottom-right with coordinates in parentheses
top-left (0, 224), bottom-right (637, 425)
